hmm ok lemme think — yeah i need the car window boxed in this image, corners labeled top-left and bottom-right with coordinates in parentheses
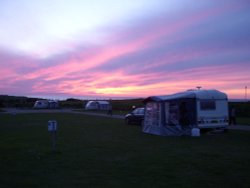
top-left (133, 108), bottom-right (144, 115)
top-left (138, 108), bottom-right (144, 115)
top-left (132, 108), bottom-right (139, 114)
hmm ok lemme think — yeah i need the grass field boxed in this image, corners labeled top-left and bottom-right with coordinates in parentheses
top-left (0, 113), bottom-right (250, 188)
top-left (237, 117), bottom-right (250, 125)
top-left (73, 109), bottom-right (130, 116)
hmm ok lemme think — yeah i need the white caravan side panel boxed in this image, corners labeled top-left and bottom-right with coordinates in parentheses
top-left (197, 100), bottom-right (228, 128)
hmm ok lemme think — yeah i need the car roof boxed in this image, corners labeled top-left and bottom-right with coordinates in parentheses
top-left (134, 107), bottom-right (145, 110)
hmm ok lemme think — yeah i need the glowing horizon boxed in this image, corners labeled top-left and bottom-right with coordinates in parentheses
top-left (0, 0), bottom-right (250, 99)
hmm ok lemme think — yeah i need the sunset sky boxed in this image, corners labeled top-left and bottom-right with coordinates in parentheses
top-left (0, 0), bottom-right (250, 99)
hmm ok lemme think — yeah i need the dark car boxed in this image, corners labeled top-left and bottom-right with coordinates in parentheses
top-left (125, 107), bottom-right (145, 125)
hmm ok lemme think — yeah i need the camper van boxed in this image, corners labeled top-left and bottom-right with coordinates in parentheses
top-left (143, 89), bottom-right (229, 136)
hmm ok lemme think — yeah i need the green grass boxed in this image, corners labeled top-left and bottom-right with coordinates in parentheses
top-left (0, 113), bottom-right (250, 188)
top-left (237, 117), bottom-right (250, 125)
top-left (73, 109), bottom-right (130, 116)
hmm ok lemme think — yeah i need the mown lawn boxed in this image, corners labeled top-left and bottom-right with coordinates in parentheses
top-left (237, 117), bottom-right (250, 125)
top-left (0, 113), bottom-right (250, 188)
top-left (73, 109), bottom-right (130, 116)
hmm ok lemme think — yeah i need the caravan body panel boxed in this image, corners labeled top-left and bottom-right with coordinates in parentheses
top-left (196, 99), bottom-right (228, 128)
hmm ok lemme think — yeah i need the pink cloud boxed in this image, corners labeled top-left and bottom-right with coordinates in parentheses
top-left (21, 2), bottom-right (233, 82)
top-left (1, 1), bottom-right (249, 99)
top-left (29, 61), bottom-right (249, 99)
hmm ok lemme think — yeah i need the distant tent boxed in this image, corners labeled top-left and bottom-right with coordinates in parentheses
top-left (143, 89), bottom-right (228, 136)
top-left (85, 101), bottom-right (111, 110)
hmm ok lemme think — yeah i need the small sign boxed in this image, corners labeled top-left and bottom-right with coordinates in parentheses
top-left (48, 120), bottom-right (57, 132)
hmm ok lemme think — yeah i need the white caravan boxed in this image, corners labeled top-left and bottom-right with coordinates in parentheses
top-left (33, 100), bottom-right (49, 109)
top-left (143, 89), bottom-right (229, 136)
top-left (85, 101), bottom-right (111, 110)
top-left (33, 100), bottom-right (59, 109)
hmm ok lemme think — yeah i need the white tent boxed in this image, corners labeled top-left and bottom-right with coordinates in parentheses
top-left (143, 89), bottom-right (229, 136)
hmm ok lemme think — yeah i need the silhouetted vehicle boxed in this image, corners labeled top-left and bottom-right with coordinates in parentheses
top-left (125, 107), bottom-right (145, 125)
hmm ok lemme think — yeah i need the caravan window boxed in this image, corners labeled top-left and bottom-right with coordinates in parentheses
top-left (200, 100), bottom-right (216, 110)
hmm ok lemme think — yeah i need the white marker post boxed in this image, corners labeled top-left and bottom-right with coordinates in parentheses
top-left (48, 120), bottom-right (57, 152)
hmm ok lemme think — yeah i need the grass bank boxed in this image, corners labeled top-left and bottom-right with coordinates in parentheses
top-left (0, 113), bottom-right (250, 187)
